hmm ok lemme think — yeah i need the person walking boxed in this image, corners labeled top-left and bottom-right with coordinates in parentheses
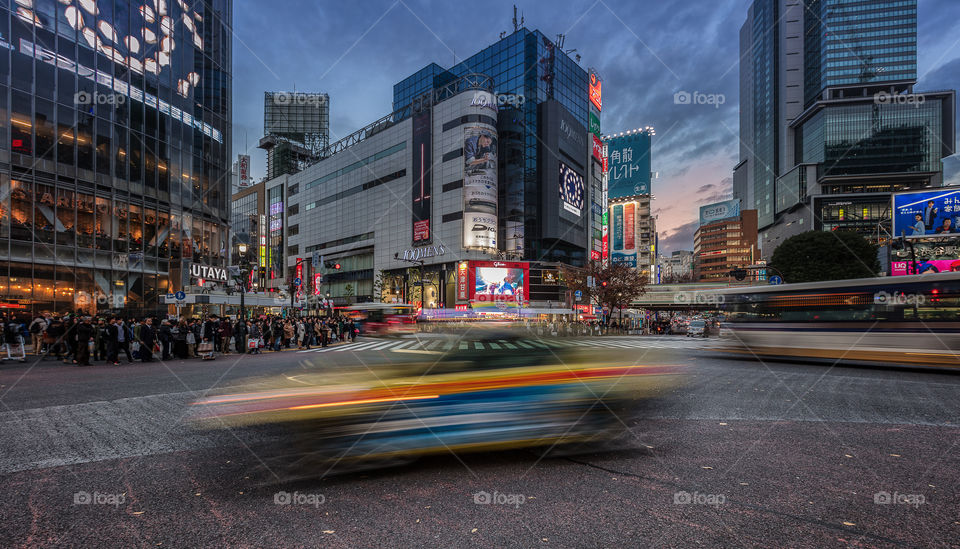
top-left (105, 317), bottom-right (120, 365)
top-left (74, 317), bottom-right (94, 366)
top-left (28, 315), bottom-right (45, 355)
top-left (220, 319), bottom-right (233, 355)
top-left (158, 319), bottom-right (173, 360)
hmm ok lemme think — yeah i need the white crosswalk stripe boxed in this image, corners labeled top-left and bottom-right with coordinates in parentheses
top-left (296, 337), bottom-right (711, 354)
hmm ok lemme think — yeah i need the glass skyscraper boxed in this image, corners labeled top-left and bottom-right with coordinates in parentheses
top-left (0, 0), bottom-right (232, 315)
top-left (803, 0), bottom-right (917, 106)
top-left (393, 29), bottom-right (590, 264)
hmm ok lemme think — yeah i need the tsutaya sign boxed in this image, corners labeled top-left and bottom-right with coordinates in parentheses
top-left (190, 263), bottom-right (228, 282)
top-left (398, 244), bottom-right (446, 262)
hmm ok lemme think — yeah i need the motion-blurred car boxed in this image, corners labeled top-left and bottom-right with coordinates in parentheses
top-left (192, 327), bottom-right (686, 475)
top-left (686, 320), bottom-right (707, 338)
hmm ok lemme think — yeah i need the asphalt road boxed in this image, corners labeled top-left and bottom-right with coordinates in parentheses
top-left (1, 335), bottom-right (958, 548)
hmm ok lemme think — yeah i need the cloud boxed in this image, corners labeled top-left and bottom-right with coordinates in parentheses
top-left (658, 220), bottom-right (699, 254)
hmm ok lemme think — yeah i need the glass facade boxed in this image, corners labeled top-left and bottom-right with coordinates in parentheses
top-left (0, 0), bottom-right (232, 315)
top-left (804, 0), bottom-right (917, 106)
top-left (750, 0), bottom-right (777, 229)
top-left (798, 98), bottom-right (943, 176)
top-left (393, 29), bottom-right (589, 263)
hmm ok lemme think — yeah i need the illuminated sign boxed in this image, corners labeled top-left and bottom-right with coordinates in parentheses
top-left (313, 273), bottom-right (323, 295)
top-left (559, 162), bottom-right (585, 217)
top-left (589, 70), bottom-right (602, 111)
top-left (592, 134), bottom-right (604, 163)
top-left (893, 189), bottom-right (960, 238)
top-left (397, 244), bottom-right (446, 262)
top-left (606, 132), bottom-right (652, 198)
top-left (411, 110), bottom-right (433, 244)
top-left (589, 112), bottom-right (601, 137)
top-left (190, 264), bottom-right (227, 282)
top-left (469, 261), bottom-right (530, 303)
top-left (699, 198), bottom-right (741, 225)
top-left (295, 258), bottom-right (303, 288)
top-left (463, 124), bottom-right (498, 250)
top-left (457, 261), bottom-right (469, 301)
top-left (238, 155), bottom-right (251, 187)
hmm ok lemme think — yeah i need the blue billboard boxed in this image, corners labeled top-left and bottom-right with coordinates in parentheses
top-left (893, 189), bottom-right (960, 238)
top-left (699, 199), bottom-right (741, 225)
top-left (606, 132), bottom-right (652, 199)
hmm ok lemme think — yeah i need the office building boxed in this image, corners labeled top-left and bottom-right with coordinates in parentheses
top-left (1, 0), bottom-right (232, 315)
top-left (694, 206), bottom-right (758, 282)
top-left (734, 0), bottom-right (955, 256)
top-left (263, 29), bottom-right (599, 311)
top-left (658, 250), bottom-right (694, 283)
top-left (259, 91), bottom-right (329, 179)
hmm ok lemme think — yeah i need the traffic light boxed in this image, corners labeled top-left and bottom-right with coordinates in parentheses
top-left (333, 263), bottom-right (341, 270)
top-left (600, 280), bottom-right (608, 288)
top-left (324, 260), bottom-right (342, 270)
top-left (729, 269), bottom-right (748, 281)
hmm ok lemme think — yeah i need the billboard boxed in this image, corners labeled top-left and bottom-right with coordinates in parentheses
top-left (559, 162), bottom-right (585, 217)
top-left (463, 125), bottom-right (498, 249)
top-left (237, 155), bottom-right (251, 187)
top-left (606, 132), bottom-right (652, 199)
top-left (893, 189), bottom-right (960, 238)
top-left (589, 70), bottom-right (602, 111)
top-left (610, 203), bottom-right (638, 267)
top-left (469, 261), bottom-right (530, 308)
top-left (591, 134), bottom-right (604, 163)
top-left (891, 259), bottom-right (960, 276)
top-left (699, 198), bottom-right (741, 225)
top-left (411, 109), bottom-right (433, 244)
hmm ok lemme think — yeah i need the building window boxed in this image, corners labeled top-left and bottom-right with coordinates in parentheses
top-left (442, 149), bottom-right (463, 162)
top-left (288, 204), bottom-right (299, 216)
top-left (288, 224), bottom-right (299, 236)
top-left (442, 211), bottom-right (463, 223)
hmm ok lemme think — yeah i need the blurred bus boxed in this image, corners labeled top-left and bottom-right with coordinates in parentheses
top-left (714, 272), bottom-right (960, 367)
top-left (345, 304), bottom-right (417, 336)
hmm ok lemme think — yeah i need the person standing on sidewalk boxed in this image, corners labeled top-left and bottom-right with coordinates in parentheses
top-left (105, 317), bottom-right (120, 365)
top-left (28, 315), bottom-right (45, 355)
top-left (139, 318), bottom-right (156, 362)
top-left (74, 317), bottom-right (94, 366)
top-left (158, 319), bottom-right (173, 360)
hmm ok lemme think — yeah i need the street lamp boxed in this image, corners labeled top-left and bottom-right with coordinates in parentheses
top-left (237, 243), bottom-right (250, 320)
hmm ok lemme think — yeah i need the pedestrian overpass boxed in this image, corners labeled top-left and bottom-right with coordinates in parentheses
top-left (630, 282), bottom-right (764, 311)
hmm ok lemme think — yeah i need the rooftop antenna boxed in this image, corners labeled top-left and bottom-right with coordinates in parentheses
top-left (556, 33), bottom-right (565, 49)
top-left (512, 5), bottom-right (523, 32)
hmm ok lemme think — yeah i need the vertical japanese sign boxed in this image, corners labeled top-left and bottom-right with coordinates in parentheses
top-left (313, 273), bottom-right (323, 295)
top-left (606, 132), bottom-right (652, 199)
top-left (295, 257), bottom-right (303, 288)
top-left (412, 109), bottom-right (433, 244)
top-left (601, 211), bottom-right (609, 260)
top-left (624, 202), bottom-right (636, 250)
top-left (610, 202), bottom-right (638, 267)
top-left (589, 111), bottom-right (601, 138)
top-left (612, 205), bottom-right (624, 250)
top-left (588, 70), bottom-right (602, 111)
top-left (457, 261), bottom-right (469, 301)
top-left (462, 124), bottom-right (498, 250)
top-left (238, 154), bottom-right (251, 187)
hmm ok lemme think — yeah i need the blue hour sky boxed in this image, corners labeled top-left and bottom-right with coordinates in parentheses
top-left (231, 0), bottom-right (960, 253)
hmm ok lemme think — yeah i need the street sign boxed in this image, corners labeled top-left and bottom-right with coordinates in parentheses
top-left (293, 277), bottom-right (302, 286)
top-left (575, 290), bottom-right (582, 300)
top-left (166, 293), bottom-right (175, 299)
top-left (769, 275), bottom-right (783, 285)
top-left (175, 291), bottom-right (186, 300)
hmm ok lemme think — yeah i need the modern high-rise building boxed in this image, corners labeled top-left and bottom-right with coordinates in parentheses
top-left (604, 128), bottom-right (656, 281)
top-left (734, 0), bottom-right (955, 256)
top-left (1, 0), bottom-right (232, 315)
top-left (258, 91), bottom-right (329, 179)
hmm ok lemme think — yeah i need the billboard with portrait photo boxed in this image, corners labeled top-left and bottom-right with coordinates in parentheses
top-left (463, 126), bottom-right (498, 249)
top-left (893, 189), bottom-right (960, 238)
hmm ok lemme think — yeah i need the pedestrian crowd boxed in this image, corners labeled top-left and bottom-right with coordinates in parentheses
top-left (0, 313), bottom-right (359, 366)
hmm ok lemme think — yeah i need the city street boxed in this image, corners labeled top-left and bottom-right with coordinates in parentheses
top-left (1, 336), bottom-right (958, 548)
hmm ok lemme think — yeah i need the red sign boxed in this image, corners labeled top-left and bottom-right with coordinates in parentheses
top-left (295, 257), bottom-right (303, 288)
top-left (602, 156), bottom-right (608, 173)
top-left (592, 134), bottom-right (603, 162)
top-left (591, 250), bottom-right (601, 261)
top-left (457, 261), bottom-right (469, 301)
top-left (413, 219), bottom-right (430, 242)
top-left (589, 71), bottom-right (602, 111)
top-left (624, 202), bottom-right (636, 250)
top-left (313, 273), bottom-right (323, 295)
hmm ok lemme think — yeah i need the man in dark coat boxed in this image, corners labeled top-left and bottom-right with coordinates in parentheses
top-left (74, 317), bottom-right (94, 366)
top-left (139, 318), bottom-right (155, 362)
top-left (105, 317), bottom-right (120, 365)
top-left (158, 320), bottom-right (173, 360)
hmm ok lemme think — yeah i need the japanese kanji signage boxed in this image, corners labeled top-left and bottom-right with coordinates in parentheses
top-left (606, 132), bottom-right (652, 199)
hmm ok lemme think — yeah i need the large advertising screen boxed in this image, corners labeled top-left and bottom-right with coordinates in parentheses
top-left (468, 261), bottom-right (530, 311)
top-left (893, 189), bottom-right (960, 238)
top-left (606, 132), bottom-right (651, 199)
top-left (610, 203), bottom-right (638, 267)
top-left (891, 259), bottom-right (960, 276)
top-left (463, 125), bottom-right (498, 249)
top-left (589, 70), bottom-right (602, 112)
top-left (699, 198), bottom-right (741, 225)
top-left (559, 161), bottom-right (585, 217)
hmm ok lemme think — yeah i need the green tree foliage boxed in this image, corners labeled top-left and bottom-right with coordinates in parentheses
top-left (770, 231), bottom-right (879, 283)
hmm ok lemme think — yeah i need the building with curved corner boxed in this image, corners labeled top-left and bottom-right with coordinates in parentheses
top-left (0, 0), bottom-right (232, 316)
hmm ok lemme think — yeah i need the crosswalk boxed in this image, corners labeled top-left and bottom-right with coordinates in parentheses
top-left (296, 336), bottom-right (710, 354)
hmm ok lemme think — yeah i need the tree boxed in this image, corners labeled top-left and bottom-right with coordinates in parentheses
top-left (343, 283), bottom-right (354, 297)
top-left (372, 270), bottom-right (389, 302)
top-left (770, 230), bottom-right (879, 283)
top-left (560, 260), bottom-right (648, 325)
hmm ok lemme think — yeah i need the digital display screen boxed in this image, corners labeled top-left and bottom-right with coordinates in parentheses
top-left (475, 267), bottom-right (525, 297)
